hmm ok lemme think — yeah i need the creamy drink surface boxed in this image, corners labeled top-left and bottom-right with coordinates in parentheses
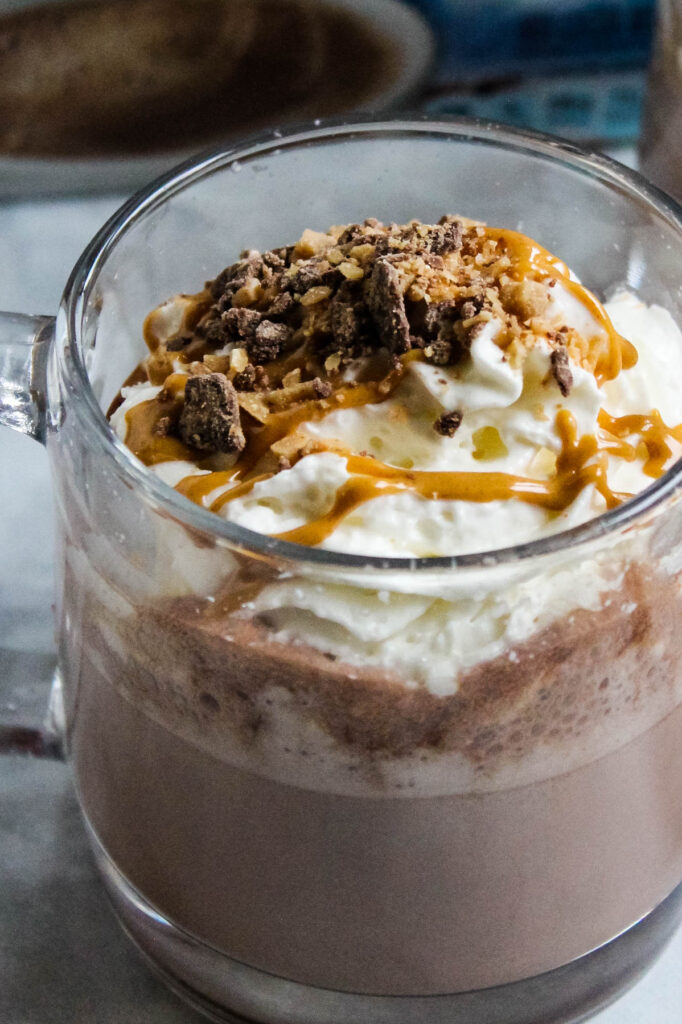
top-left (63, 216), bottom-right (682, 995)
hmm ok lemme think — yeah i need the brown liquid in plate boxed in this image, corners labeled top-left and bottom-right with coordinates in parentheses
top-left (0, 0), bottom-right (400, 157)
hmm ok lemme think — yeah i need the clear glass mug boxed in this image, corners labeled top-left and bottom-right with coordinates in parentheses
top-left (2, 119), bottom-right (682, 1024)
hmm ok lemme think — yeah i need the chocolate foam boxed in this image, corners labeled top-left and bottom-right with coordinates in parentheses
top-left (73, 556), bottom-right (682, 794)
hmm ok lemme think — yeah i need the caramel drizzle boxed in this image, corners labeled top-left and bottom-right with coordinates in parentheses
top-left (487, 228), bottom-right (638, 383)
top-left (258, 411), bottom-right (629, 547)
top-left (598, 409), bottom-right (682, 478)
top-left (171, 408), bottom-right (682, 549)
top-left (120, 225), bottom-right (682, 549)
top-left (168, 358), bottom-right (411, 505)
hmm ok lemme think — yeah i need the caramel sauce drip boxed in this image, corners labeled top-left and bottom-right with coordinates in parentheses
top-left (180, 406), bottom-right (682, 548)
top-left (272, 411), bottom-right (632, 547)
top-left (143, 291), bottom-right (212, 352)
top-left (487, 228), bottom-right (638, 383)
top-left (598, 409), bottom-right (682, 478)
top-left (172, 358), bottom-right (411, 507)
top-left (124, 373), bottom-right (194, 465)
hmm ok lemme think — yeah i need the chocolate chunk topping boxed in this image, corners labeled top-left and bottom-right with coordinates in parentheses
top-left (423, 299), bottom-right (460, 335)
top-left (233, 363), bottom-right (257, 391)
top-left (263, 290), bottom-right (295, 319)
top-left (425, 336), bottom-right (457, 366)
top-left (337, 219), bottom-right (384, 246)
top-left (550, 346), bottom-right (573, 397)
top-left (366, 257), bottom-right (412, 355)
top-left (212, 253), bottom-right (264, 309)
top-left (434, 410), bottom-right (463, 437)
top-left (288, 259), bottom-right (338, 294)
top-left (460, 300), bottom-right (480, 320)
top-left (222, 306), bottom-right (261, 341)
top-left (330, 284), bottom-right (374, 356)
top-left (179, 373), bottom-right (245, 453)
top-left (262, 249), bottom-right (287, 271)
top-left (199, 318), bottom-right (231, 348)
top-left (430, 216), bottom-right (464, 255)
top-left (247, 320), bottom-right (293, 364)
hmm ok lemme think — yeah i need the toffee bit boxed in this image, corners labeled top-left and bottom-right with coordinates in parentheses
top-left (550, 346), bottom-right (574, 397)
top-left (278, 456), bottom-right (292, 471)
top-left (424, 334), bottom-right (458, 366)
top-left (312, 377), bottom-right (333, 399)
top-left (233, 363), bottom-right (257, 391)
top-left (247, 320), bottom-right (293, 364)
top-left (152, 415), bottom-right (172, 437)
top-left (366, 256), bottom-right (412, 354)
top-left (434, 410), bottom-right (463, 437)
top-left (179, 373), bottom-right (245, 454)
top-left (460, 300), bottom-right (479, 320)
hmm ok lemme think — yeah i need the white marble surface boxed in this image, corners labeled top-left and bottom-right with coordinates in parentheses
top-left (0, 188), bottom-right (680, 1023)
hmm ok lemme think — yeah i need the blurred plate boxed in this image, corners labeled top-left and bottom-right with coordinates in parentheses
top-left (0, 0), bottom-right (433, 200)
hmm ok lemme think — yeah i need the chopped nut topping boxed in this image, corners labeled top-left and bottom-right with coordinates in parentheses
top-left (229, 347), bottom-right (249, 374)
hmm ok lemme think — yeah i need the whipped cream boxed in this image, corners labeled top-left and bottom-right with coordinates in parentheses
top-left (112, 291), bottom-right (682, 558)
top-left (108, 221), bottom-right (682, 694)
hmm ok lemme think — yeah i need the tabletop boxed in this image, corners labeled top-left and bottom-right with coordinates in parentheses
top-left (0, 183), bottom-right (680, 1024)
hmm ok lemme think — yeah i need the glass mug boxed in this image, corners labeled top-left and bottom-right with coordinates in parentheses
top-left (2, 120), bottom-right (682, 1024)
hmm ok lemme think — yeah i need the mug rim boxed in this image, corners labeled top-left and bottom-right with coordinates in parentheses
top-left (61, 115), bottom-right (682, 572)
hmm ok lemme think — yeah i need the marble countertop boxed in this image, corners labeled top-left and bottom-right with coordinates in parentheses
top-left (0, 187), bottom-right (680, 1024)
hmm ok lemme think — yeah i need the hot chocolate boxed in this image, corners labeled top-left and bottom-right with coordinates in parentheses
top-left (62, 216), bottom-right (682, 1021)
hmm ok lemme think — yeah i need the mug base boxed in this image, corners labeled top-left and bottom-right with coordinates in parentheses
top-left (91, 829), bottom-right (682, 1024)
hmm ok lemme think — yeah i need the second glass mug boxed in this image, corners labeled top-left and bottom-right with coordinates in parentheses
top-left (2, 120), bottom-right (682, 1024)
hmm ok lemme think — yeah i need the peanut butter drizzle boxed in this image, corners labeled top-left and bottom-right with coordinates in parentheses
top-left (171, 403), bottom-right (682, 548)
top-left (143, 291), bottom-right (212, 353)
top-left (172, 359), bottom-right (411, 507)
top-left (487, 227), bottom-right (638, 383)
top-left (125, 373), bottom-right (195, 465)
top-left (598, 409), bottom-right (682, 477)
top-left (271, 411), bottom-right (631, 547)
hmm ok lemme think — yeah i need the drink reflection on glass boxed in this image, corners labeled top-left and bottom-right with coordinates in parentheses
top-left (639, 0), bottom-right (682, 199)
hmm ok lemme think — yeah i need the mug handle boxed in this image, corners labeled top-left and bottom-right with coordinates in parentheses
top-left (0, 311), bottom-right (63, 758)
